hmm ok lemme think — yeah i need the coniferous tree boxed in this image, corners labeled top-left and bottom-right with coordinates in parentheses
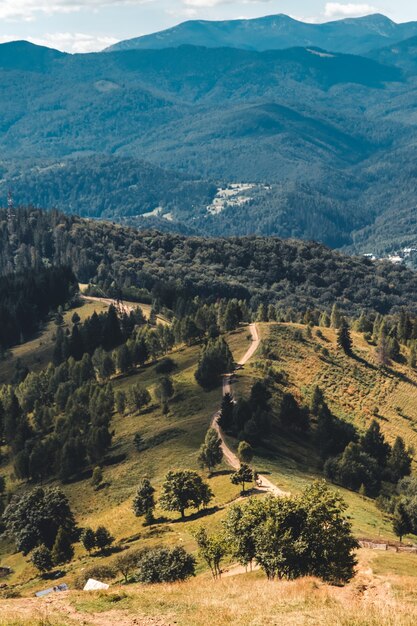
top-left (51, 526), bottom-right (74, 565)
top-left (337, 318), bottom-right (353, 356)
top-left (218, 393), bottom-right (234, 431)
top-left (133, 478), bottom-right (156, 525)
top-left (361, 420), bottom-right (390, 467)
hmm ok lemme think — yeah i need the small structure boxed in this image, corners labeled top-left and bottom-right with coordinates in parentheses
top-left (83, 578), bottom-right (110, 591)
top-left (35, 583), bottom-right (68, 598)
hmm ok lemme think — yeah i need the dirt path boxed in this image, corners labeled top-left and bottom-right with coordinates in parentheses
top-left (212, 323), bottom-right (287, 497)
top-left (1, 593), bottom-right (172, 626)
top-left (80, 295), bottom-right (169, 324)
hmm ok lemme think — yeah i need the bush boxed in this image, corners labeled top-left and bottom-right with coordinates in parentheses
top-left (74, 564), bottom-right (116, 589)
top-left (135, 546), bottom-right (195, 583)
top-left (155, 358), bottom-right (177, 374)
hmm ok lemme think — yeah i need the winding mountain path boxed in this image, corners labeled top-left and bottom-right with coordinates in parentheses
top-left (212, 323), bottom-right (287, 497)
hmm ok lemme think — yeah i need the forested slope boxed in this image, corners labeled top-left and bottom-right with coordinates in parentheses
top-left (2, 208), bottom-right (417, 314)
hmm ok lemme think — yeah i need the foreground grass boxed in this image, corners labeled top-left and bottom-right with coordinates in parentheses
top-left (3, 555), bottom-right (417, 626)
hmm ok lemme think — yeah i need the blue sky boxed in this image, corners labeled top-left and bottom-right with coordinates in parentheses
top-left (0, 1), bottom-right (416, 53)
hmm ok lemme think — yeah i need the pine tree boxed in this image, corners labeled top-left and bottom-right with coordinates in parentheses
top-left (337, 318), bottom-right (353, 356)
top-left (51, 527), bottom-right (74, 565)
top-left (330, 304), bottom-right (342, 329)
top-left (133, 478), bottom-right (156, 525)
top-left (218, 393), bottom-right (234, 431)
top-left (388, 437), bottom-right (412, 482)
top-left (361, 420), bottom-right (390, 467)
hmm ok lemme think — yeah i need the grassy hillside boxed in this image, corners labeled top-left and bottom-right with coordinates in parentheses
top-left (2, 318), bottom-right (417, 625)
top-left (231, 322), bottom-right (417, 539)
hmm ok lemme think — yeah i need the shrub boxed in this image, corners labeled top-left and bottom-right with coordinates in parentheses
top-left (155, 358), bottom-right (177, 374)
top-left (135, 546), bottom-right (195, 583)
top-left (74, 564), bottom-right (116, 589)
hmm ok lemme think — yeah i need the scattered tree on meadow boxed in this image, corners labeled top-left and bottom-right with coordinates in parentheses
top-left (133, 478), bottom-right (156, 525)
top-left (81, 527), bottom-right (96, 554)
top-left (337, 318), bottom-right (353, 356)
top-left (237, 441), bottom-right (253, 465)
top-left (31, 545), bottom-right (53, 575)
top-left (135, 546), bottom-right (196, 583)
top-left (114, 550), bottom-right (139, 583)
top-left (231, 464), bottom-right (254, 494)
top-left (51, 526), bottom-right (75, 565)
top-left (198, 428), bottom-right (223, 474)
top-left (95, 526), bottom-right (114, 553)
top-left (159, 470), bottom-right (213, 519)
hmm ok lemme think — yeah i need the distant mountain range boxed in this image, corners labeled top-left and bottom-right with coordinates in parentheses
top-left (2, 15), bottom-right (417, 257)
top-left (108, 13), bottom-right (417, 55)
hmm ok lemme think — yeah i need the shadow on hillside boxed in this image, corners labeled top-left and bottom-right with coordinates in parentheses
top-left (212, 469), bottom-right (234, 477)
top-left (170, 505), bottom-right (220, 524)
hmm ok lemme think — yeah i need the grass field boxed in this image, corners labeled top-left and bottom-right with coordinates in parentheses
top-left (2, 548), bottom-right (417, 626)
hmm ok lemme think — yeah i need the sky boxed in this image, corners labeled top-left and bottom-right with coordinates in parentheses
top-left (0, 1), bottom-right (417, 53)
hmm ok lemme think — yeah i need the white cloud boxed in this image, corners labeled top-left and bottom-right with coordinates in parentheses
top-left (0, 0), bottom-right (154, 22)
top-left (324, 3), bottom-right (378, 19)
top-left (182, 0), bottom-right (272, 7)
top-left (0, 32), bottom-right (119, 52)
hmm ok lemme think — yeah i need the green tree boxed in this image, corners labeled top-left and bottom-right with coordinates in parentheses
top-left (330, 304), bottom-right (342, 329)
top-left (133, 478), bottom-right (156, 525)
top-left (155, 376), bottom-right (174, 412)
top-left (31, 545), bottom-right (53, 575)
top-left (81, 527), bottom-right (96, 554)
top-left (195, 338), bottom-right (234, 389)
top-left (337, 318), bottom-right (353, 356)
top-left (193, 527), bottom-right (228, 579)
top-left (387, 437), bottom-right (412, 483)
top-left (114, 550), bottom-right (139, 583)
top-left (237, 441), bottom-right (253, 465)
top-left (159, 470), bottom-right (213, 519)
top-left (95, 526), bottom-right (114, 553)
top-left (231, 464), bottom-right (254, 494)
top-left (135, 546), bottom-right (195, 583)
top-left (198, 428), bottom-right (223, 474)
top-left (218, 393), bottom-right (234, 431)
top-left (51, 527), bottom-right (74, 565)
top-left (91, 466), bottom-right (103, 488)
top-left (361, 420), bottom-right (390, 467)
top-left (2, 487), bottom-right (77, 555)
top-left (393, 500), bottom-right (411, 542)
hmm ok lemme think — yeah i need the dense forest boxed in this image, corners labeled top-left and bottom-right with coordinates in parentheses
top-left (0, 266), bottom-right (78, 354)
top-left (2, 208), bottom-right (417, 315)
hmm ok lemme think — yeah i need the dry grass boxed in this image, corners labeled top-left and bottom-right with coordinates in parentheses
top-left (4, 561), bottom-right (417, 626)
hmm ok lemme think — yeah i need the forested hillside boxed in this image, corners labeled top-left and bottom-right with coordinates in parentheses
top-left (0, 267), bottom-right (77, 354)
top-left (3, 208), bottom-right (417, 315)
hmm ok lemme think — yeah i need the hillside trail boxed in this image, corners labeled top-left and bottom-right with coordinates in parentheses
top-left (80, 294), bottom-right (169, 324)
top-left (0, 592), bottom-right (172, 626)
top-left (212, 323), bottom-right (287, 497)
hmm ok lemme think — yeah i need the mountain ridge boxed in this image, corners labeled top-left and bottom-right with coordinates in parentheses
top-left (107, 13), bottom-right (417, 55)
